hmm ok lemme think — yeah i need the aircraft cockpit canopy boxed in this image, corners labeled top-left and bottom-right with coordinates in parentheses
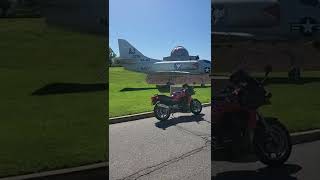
top-left (163, 46), bottom-right (202, 61)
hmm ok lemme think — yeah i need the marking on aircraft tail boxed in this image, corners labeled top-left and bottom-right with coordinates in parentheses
top-left (140, 58), bottom-right (150, 62)
top-left (263, 4), bottom-right (280, 21)
top-left (129, 48), bottom-right (136, 54)
top-left (212, 6), bottom-right (225, 25)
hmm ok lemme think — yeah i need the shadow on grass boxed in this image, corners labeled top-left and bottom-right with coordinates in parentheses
top-left (120, 87), bottom-right (170, 93)
top-left (212, 164), bottom-right (302, 180)
top-left (120, 85), bottom-right (211, 93)
top-left (256, 77), bottom-right (320, 85)
top-left (120, 87), bottom-right (158, 92)
top-left (32, 83), bottom-right (107, 95)
top-left (155, 114), bottom-right (206, 130)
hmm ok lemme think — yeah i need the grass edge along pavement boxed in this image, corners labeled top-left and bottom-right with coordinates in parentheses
top-left (109, 103), bottom-right (212, 124)
top-left (2, 130), bottom-right (320, 180)
top-left (0, 162), bottom-right (108, 180)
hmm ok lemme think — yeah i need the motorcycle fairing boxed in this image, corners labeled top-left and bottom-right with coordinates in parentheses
top-left (213, 103), bottom-right (257, 129)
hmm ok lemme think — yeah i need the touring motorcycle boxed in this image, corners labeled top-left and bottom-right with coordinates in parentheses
top-left (151, 85), bottom-right (202, 121)
top-left (212, 67), bottom-right (292, 166)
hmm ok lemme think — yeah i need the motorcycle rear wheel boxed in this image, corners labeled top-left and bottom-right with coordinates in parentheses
top-left (154, 103), bottom-right (170, 121)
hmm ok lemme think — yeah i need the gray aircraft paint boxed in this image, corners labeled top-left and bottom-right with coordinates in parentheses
top-left (213, 0), bottom-right (279, 28)
top-left (212, 0), bottom-right (320, 73)
top-left (212, 0), bottom-right (320, 41)
top-left (116, 39), bottom-right (211, 75)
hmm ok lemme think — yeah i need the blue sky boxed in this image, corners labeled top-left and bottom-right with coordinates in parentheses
top-left (109, 0), bottom-right (211, 60)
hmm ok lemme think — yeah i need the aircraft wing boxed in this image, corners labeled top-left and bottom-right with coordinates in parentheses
top-left (150, 71), bottom-right (191, 75)
top-left (213, 31), bottom-right (292, 42)
top-left (213, 32), bottom-right (254, 38)
top-left (213, 31), bottom-right (257, 42)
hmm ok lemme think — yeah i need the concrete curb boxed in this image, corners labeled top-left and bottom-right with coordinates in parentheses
top-left (291, 129), bottom-right (320, 145)
top-left (109, 103), bottom-right (211, 124)
top-left (0, 162), bottom-right (108, 180)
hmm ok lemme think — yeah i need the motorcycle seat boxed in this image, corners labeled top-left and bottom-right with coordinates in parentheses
top-left (157, 95), bottom-right (175, 105)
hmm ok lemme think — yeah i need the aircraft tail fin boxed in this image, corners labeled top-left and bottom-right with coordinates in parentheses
top-left (118, 39), bottom-right (146, 59)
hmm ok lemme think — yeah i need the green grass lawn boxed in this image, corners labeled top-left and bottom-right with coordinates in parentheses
top-left (255, 72), bottom-right (320, 132)
top-left (213, 71), bottom-right (320, 132)
top-left (0, 18), bottom-right (107, 177)
top-left (109, 67), bottom-right (211, 117)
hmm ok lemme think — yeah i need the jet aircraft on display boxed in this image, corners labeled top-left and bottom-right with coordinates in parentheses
top-left (115, 39), bottom-right (211, 85)
top-left (212, 0), bottom-right (320, 77)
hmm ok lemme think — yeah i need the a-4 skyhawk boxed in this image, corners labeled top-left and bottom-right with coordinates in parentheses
top-left (115, 39), bottom-right (211, 86)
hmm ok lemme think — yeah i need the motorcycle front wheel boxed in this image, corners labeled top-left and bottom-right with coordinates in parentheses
top-left (154, 103), bottom-right (170, 121)
top-left (253, 118), bottom-right (292, 167)
top-left (190, 99), bottom-right (202, 115)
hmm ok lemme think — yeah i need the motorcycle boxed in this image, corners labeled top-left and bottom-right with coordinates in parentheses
top-left (151, 85), bottom-right (202, 121)
top-left (212, 67), bottom-right (292, 166)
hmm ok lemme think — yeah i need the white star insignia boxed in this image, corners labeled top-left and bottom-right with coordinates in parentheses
top-left (205, 67), bottom-right (210, 73)
top-left (303, 19), bottom-right (314, 33)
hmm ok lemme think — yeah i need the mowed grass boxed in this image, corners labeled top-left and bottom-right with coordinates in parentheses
top-left (256, 72), bottom-right (320, 132)
top-left (0, 18), bottom-right (106, 177)
top-left (109, 67), bottom-right (211, 117)
top-left (213, 71), bottom-right (320, 132)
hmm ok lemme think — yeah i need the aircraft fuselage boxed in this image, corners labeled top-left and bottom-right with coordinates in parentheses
top-left (118, 58), bottom-right (211, 75)
top-left (212, 0), bottom-right (320, 41)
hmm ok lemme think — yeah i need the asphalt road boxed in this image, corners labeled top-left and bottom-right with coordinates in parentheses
top-left (109, 107), bottom-right (211, 180)
top-left (212, 140), bottom-right (320, 180)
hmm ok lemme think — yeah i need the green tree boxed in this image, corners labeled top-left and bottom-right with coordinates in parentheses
top-left (109, 47), bottom-right (116, 67)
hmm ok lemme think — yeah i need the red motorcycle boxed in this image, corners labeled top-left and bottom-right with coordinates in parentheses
top-left (212, 68), bottom-right (292, 166)
top-left (151, 85), bottom-right (202, 121)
